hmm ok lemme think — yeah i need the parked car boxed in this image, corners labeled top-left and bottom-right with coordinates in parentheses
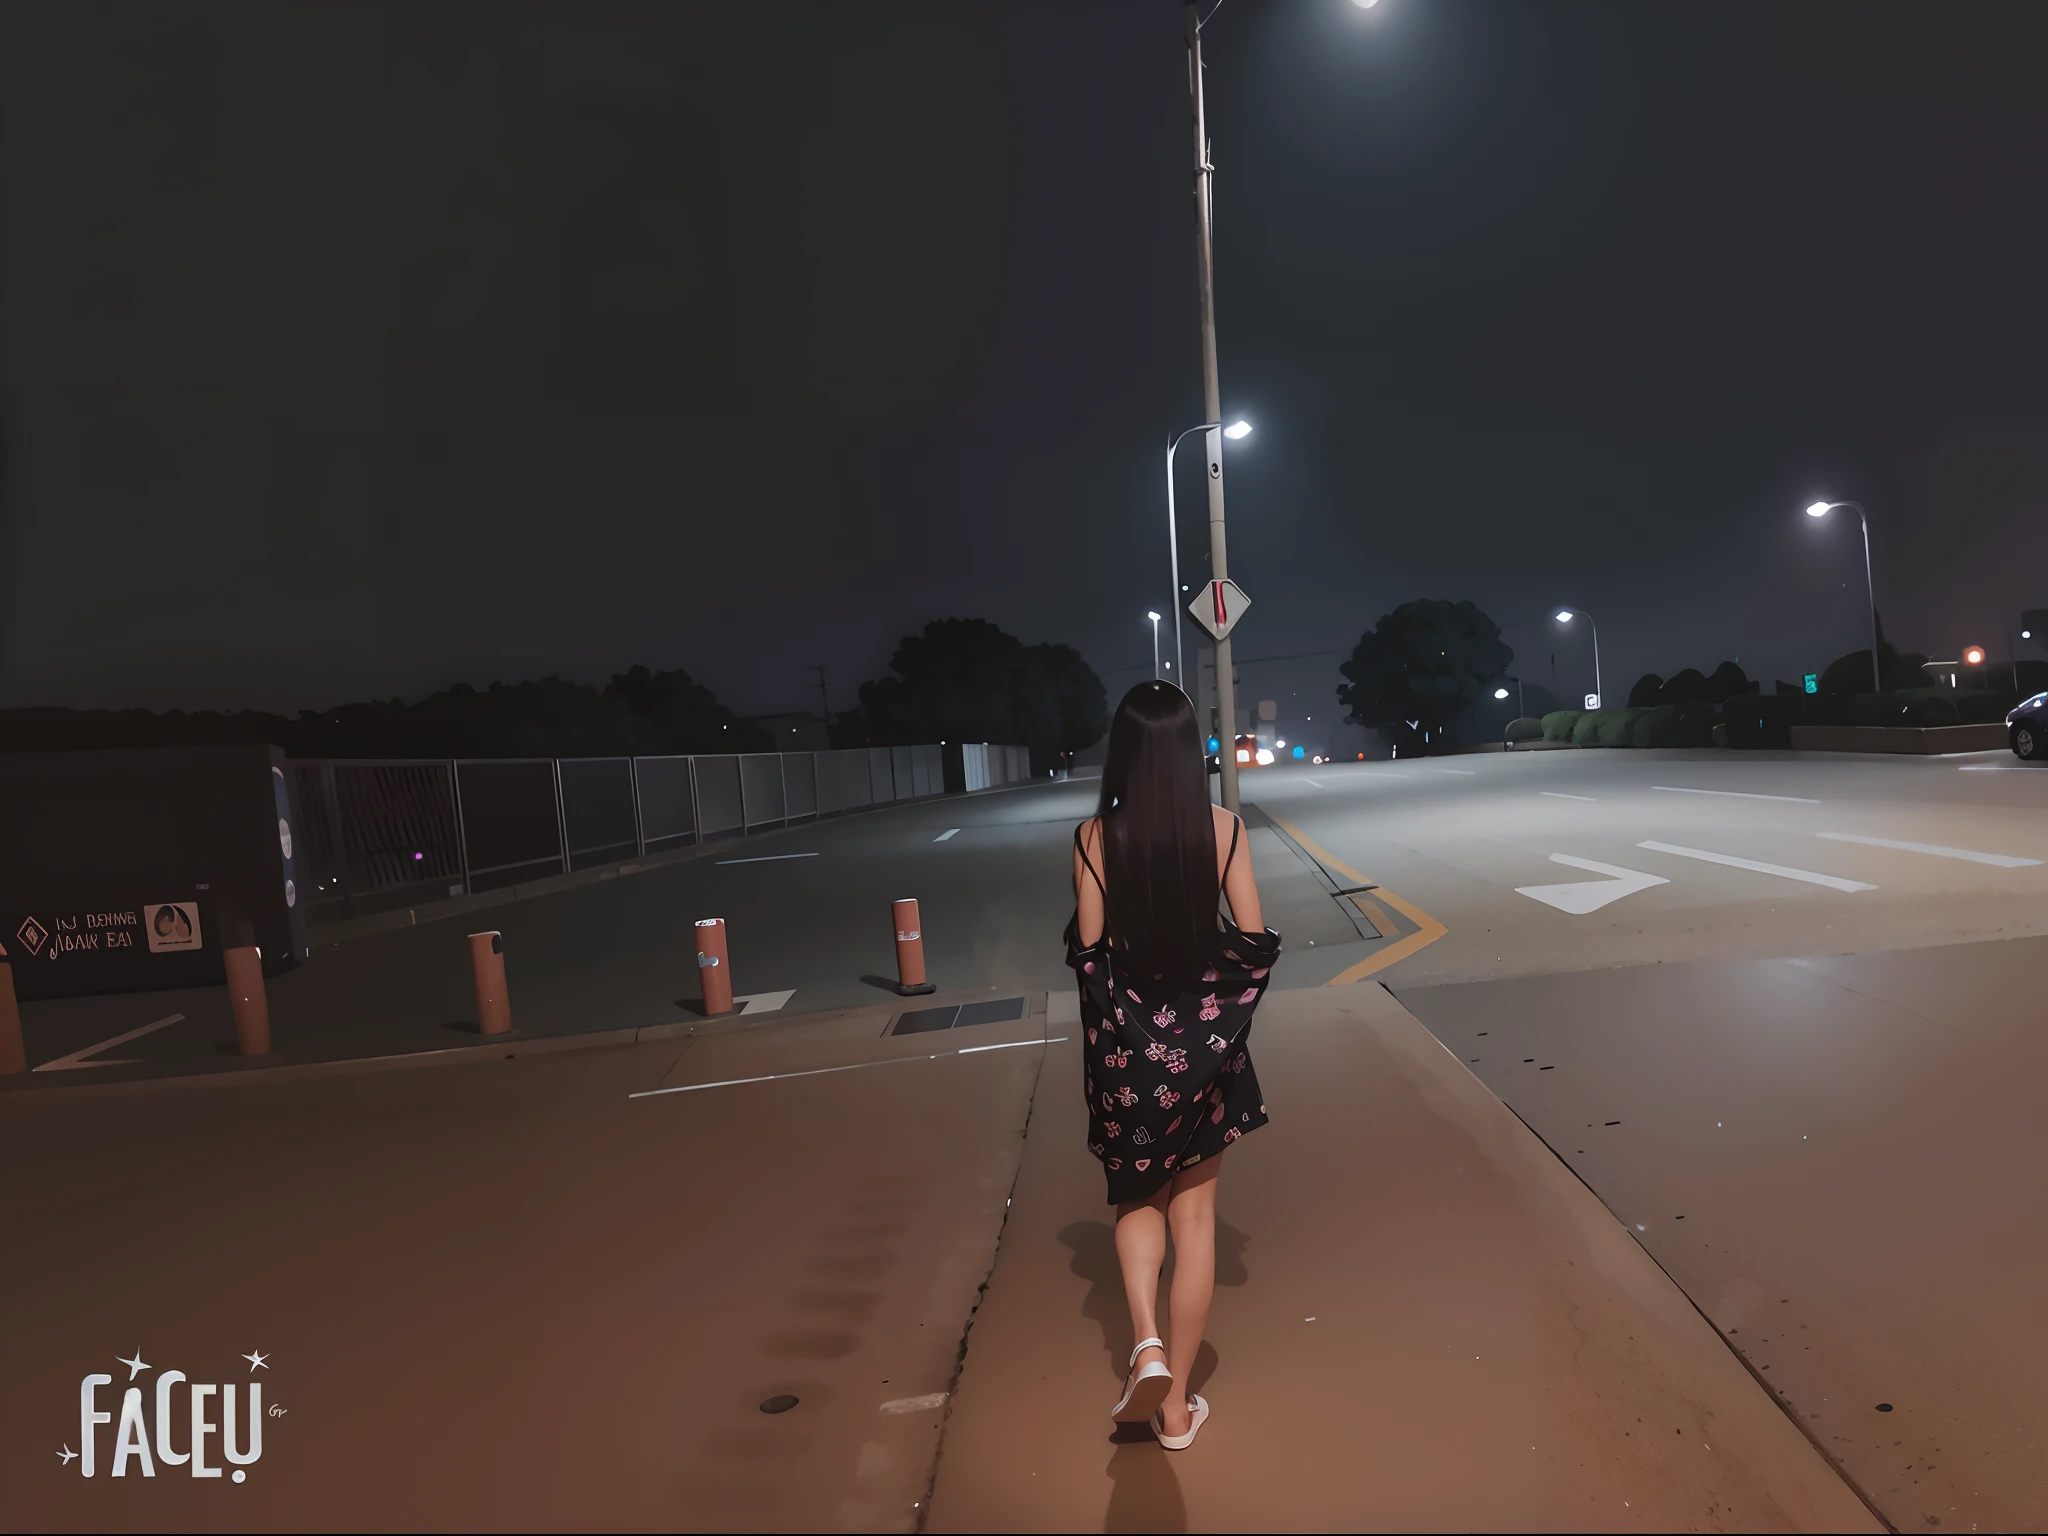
top-left (1206, 734), bottom-right (1268, 775)
top-left (2009, 693), bottom-right (2047, 760)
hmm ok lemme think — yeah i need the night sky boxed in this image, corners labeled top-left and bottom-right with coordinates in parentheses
top-left (4, 1), bottom-right (2045, 727)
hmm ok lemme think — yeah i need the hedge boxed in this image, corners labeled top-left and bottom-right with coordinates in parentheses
top-left (1540, 710), bottom-right (1581, 743)
top-left (1631, 703), bottom-right (1684, 747)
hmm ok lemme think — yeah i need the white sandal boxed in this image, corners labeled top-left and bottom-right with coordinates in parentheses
top-left (1110, 1337), bottom-right (1172, 1422)
top-left (1153, 1393), bottom-right (1209, 1450)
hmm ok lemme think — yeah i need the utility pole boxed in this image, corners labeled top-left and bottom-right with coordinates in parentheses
top-left (810, 665), bottom-right (828, 727)
top-left (1186, 1), bottom-right (1241, 813)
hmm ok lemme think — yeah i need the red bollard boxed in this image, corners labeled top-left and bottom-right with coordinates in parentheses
top-left (695, 918), bottom-right (734, 1016)
top-left (223, 945), bottom-right (272, 1056)
top-left (0, 943), bottom-right (25, 1076)
top-left (892, 898), bottom-right (936, 997)
top-left (468, 931), bottom-right (512, 1036)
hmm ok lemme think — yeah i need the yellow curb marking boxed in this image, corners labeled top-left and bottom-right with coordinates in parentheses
top-left (1272, 816), bottom-right (1449, 986)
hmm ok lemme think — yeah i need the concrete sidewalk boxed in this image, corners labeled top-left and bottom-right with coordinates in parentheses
top-left (926, 985), bottom-right (1877, 1532)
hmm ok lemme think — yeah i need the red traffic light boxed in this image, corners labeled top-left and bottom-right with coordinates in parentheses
top-left (1963, 645), bottom-right (1985, 666)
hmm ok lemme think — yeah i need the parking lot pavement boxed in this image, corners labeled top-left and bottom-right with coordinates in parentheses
top-left (0, 994), bottom-right (1057, 1532)
top-left (1395, 934), bottom-right (2048, 1533)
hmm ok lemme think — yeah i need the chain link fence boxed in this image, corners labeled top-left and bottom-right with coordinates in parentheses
top-left (285, 742), bottom-right (1024, 923)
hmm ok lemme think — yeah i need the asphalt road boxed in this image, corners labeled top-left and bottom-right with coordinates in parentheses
top-left (14, 746), bottom-right (2045, 1079)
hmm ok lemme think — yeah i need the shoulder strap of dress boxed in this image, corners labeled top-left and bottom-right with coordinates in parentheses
top-left (1074, 819), bottom-right (1107, 894)
top-left (1222, 813), bottom-right (1241, 877)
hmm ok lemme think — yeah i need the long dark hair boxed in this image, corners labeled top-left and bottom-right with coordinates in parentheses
top-left (1096, 681), bottom-right (1220, 994)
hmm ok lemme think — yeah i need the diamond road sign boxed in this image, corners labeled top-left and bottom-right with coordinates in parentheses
top-left (1188, 579), bottom-right (1251, 642)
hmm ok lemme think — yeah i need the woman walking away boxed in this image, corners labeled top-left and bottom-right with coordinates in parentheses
top-left (1067, 681), bottom-right (1280, 1450)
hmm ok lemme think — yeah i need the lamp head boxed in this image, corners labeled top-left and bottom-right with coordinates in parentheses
top-left (1806, 501), bottom-right (1833, 518)
top-left (1554, 609), bottom-right (1573, 624)
top-left (1223, 421), bottom-right (1252, 440)
top-left (1146, 611), bottom-right (1160, 622)
top-left (1494, 688), bottom-right (1510, 700)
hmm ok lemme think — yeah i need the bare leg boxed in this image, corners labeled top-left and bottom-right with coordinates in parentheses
top-left (1159, 1158), bottom-right (1221, 1436)
top-left (1114, 1187), bottom-right (1172, 1382)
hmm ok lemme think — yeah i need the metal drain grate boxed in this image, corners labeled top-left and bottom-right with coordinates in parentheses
top-left (889, 996), bottom-right (1028, 1037)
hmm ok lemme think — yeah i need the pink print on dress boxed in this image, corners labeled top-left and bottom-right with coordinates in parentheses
top-left (1087, 1028), bottom-right (1097, 1045)
top-left (1104, 1047), bottom-right (1131, 1069)
top-left (1202, 966), bottom-right (1219, 984)
top-left (1134, 1158), bottom-right (1151, 1172)
top-left (1153, 1004), bottom-right (1176, 1029)
top-left (1250, 967), bottom-right (1269, 980)
top-left (1107, 1157), bottom-right (1122, 1170)
top-left (1198, 995), bottom-right (1221, 1023)
top-left (1083, 961), bottom-right (1096, 974)
top-left (1223, 1126), bottom-right (1241, 1144)
top-left (1117, 1086), bottom-right (1139, 1107)
top-left (1102, 1092), bottom-right (1115, 1111)
top-left (1126, 987), bottom-right (1143, 1004)
top-left (1113, 1006), bottom-right (1126, 1028)
top-left (1153, 1085), bottom-right (1180, 1109)
top-left (1144, 1041), bottom-right (1168, 1064)
top-left (1211, 1100), bottom-right (1227, 1123)
top-left (1104, 1120), bottom-right (1122, 1139)
top-left (1163, 1048), bottom-right (1189, 1074)
top-left (1166, 1116), bottom-right (1182, 1135)
top-left (1207, 1034), bottom-right (1228, 1054)
top-left (1163, 1154), bottom-right (1177, 1170)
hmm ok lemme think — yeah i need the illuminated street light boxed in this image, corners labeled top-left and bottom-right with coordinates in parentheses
top-left (1553, 608), bottom-right (1603, 707)
top-left (1494, 688), bottom-right (1510, 700)
top-left (1351, 0), bottom-right (1380, 8)
top-left (1147, 611), bottom-right (1163, 680)
top-left (1223, 420), bottom-right (1253, 440)
top-left (1803, 500), bottom-right (1881, 692)
top-left (1964, 645), bottom-right (1985, 667)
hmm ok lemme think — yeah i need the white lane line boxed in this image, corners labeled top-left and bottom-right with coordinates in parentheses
top-left (734, 990), bottom-right (797, 1015)
top-left (1652, 785), bottom-right (1820, 804)
top-left (629, 1037), bottom-right (1068, 1098)
top-left (715, 852), bottom-right (820, 865)
top-left (1961, 764), bottom-right (2042, 772)
top-left (1538, 791), bottom-right (1598, 802)
top-left (1438, 768), bottom-right (1476, 776)
top-left (1302, 778), bottom-right (1325, 788)
top-left (1515, 855), bottom-right (1668, 915)
top-left (1637, 841), bottom-right (1876, 892)
top-left (34, 1013), bottom-right (185, 1072)
top-left (1816, 832), bottom-right (2041, 868)
top-left (933, 828), bottom-right (960, 842)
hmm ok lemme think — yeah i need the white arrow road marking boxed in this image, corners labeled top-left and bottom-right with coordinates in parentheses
top-left (734, 990), bottom-right (796, 1016)
top-left (932, 828), bottom-right (959, 842)
top-left (34, 1013), bottom-right (185, 1072)
top-left (1515, 855), bottom-right (1669, 915)
top-left (1816, 832), bottom-right (2040, 868)
top-left (1637, 841), bottom-right (1876, 892)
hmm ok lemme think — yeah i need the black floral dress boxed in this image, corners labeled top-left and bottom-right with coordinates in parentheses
top-left (1066, 819), bottom-right (1281, 1205)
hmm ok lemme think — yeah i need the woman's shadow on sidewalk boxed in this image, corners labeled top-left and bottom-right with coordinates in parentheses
top-left (1057, 1215), bottom-right (1252, 1534)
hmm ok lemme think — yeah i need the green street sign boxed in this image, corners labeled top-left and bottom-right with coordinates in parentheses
top-left (1803, 673), bottom-right (1819, 694)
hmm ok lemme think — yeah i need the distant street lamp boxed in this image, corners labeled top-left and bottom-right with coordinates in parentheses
top-left (1147, 611), bottom-right (1163, 680)
top-left (1554, 609), bottom-right (1603, 707)
top-left (1164, 419), bottom-right (1251, 689)
top-left (1805, 500), bottom-right (1881, 692)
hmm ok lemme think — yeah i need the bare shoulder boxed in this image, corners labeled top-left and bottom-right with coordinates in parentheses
top-left (1210, 803), bottom-right (1241, 837)
top-left (1075, 815), bottom-right (1103, 849)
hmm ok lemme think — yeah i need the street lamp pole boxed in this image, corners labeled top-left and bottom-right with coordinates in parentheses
top-left (1805, 501), bottom-right (1880, 693)
top-left (1164, 421), bottom-right (1218, 687)
top-left (1148, 612), bottom-right (1163, 681)
top-left (1186, 0), bottom-right (1241, 813)
top-left (1555, 609), bottom-right (1602, 706)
